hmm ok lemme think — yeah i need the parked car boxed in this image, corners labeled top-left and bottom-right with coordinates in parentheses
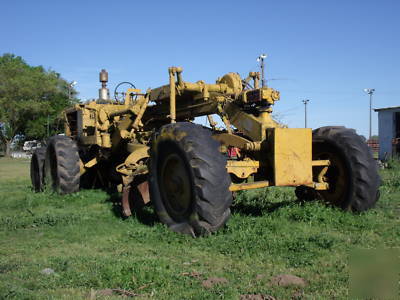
top-left (23, 140), bottom-right (42, 153)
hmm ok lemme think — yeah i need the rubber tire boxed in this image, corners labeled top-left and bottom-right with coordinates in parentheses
top-left (30, 147), bottom-right (46, 192)
top-left (44, 135), bottom-right (80, 194)
top-left (149, 122), bottom-right (232, 237)
top-left (296, 126), bottom-right (380, 212)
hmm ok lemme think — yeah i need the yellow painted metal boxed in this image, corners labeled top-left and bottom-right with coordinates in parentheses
top-left (244, 142), bottom-right (261, 151)
top-left (212, 133), bottom-right (252, 148)
top-left (240, 87), bottom-right (280, 105)
top-left (226, 160), bottom-right (259, 178)
top-left (314, 182), bottom-right (329, 190)
top-left (168, 67), bottom-right (177, 123)
top-left (64, 93), bottom-right (146, 147)
top-left (312, 160), bottom-right (330, 166)
top-left (64, 66), bottom-right (322, 196)
top-left (217, 72), bottom-right (243, 96)
top-left (224, 102), bottom-right (279, 141)
top-left (149, 69), bottom-right (242, 103)
top-left (116, 145), bottom-right (149, 178)
top-left (124, 88), bottom-right (141, 105)
top-left (101, 133), bottom-right (111, 148)
top-left (308, 159), bottom-right (330, 190)
top-left (126, 142), bottom-right (148, 153)
top-left (317, 165), bottom-right (329, 187)
top-left (217, 103), bottom-right (233, 134)
top-left (80, 135), bottom-right (99, 145)
top-left (84, 157), bottom-right (98, 168)
top-left (79, 157), bottom-right (98, 175)
top-left (248, 72), bottom-right (260, 89)
top-left (125, 145), bottom-right (149, 166)
top-left (229, 181), bottom-right (269, 192)
top-left (79, 159), bottom-right (85, 175)
top-left (207, 115), bottom-right (217, 129)
top-left (268, 128), bottom-right (313, 186)
top-left (132, 90), bottom-right (150, 130)
top-left (304, 182), bottom-right (329, 190)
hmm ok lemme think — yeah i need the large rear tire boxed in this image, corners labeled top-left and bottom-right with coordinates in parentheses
top-left (44, 136), bottom-right (80, 194)
top-left (30, 147), bottom-right (46, 192)
top-left (149, 122), bottom-right (232, 236)
top-left (296, 126), bottom-right (380, 212)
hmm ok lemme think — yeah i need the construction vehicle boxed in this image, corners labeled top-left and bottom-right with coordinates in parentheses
top-left (30, 63), bottom-right (380, 236)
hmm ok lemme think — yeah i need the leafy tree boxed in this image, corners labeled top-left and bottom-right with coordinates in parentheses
top-left (0, 53), bottom-right (77, 156)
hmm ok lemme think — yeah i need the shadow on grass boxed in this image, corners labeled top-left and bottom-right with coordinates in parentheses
top-left (231, 199), bottom-right (307, 216)
top-left (80, 185), bottom-right (158, 227)
top-left (105, 188), bottom-right (158, 227)
top-left (106, 188), bottom-right (306, 223)
top-left (83, 183), bottom-right (309, 227)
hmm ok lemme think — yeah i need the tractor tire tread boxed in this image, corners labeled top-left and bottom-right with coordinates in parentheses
top-left (45, 135), bottom-right (80, 194)
top-left (313, 126), bottom-right (380, 212)
top-left (149, 122), bottom-right (232, 236)
top-left (30, 147), bottom-right (47, 192)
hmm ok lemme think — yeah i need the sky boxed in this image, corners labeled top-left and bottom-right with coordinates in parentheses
top-left (1, 0), bottom-right (399, 138)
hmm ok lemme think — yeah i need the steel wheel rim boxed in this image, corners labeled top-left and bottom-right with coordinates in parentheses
top-left (159, 153), bottom-right (192, 219)
top-left (318, 151), bottom-right (348, 206)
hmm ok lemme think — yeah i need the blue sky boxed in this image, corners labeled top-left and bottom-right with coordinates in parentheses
top-left (1, 0), bottom-right (399, 137)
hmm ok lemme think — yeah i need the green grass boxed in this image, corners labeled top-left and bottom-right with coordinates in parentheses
top-left (0, 157), bottom-right (399, 299)
top-left (0, 157), bottom-right (30, 180)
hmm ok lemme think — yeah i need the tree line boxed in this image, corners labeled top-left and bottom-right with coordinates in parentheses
top-left (0, 53), bottom-right (77, 156)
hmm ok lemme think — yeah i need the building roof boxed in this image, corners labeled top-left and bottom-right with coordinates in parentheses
top-left (374, 106), bottom-right (400, 112)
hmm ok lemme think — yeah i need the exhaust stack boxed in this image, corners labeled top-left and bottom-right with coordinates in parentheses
top-left (99, 69), bottom-right (110, 101)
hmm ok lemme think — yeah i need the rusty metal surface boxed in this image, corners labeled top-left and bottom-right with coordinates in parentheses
top-left (137, 181), bottom-right (150, 205)
top-left (121, 185), bottom-right (132, 217)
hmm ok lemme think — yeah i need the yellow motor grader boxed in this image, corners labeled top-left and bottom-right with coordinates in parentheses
top-left (30, 65), bottom-right (380, 236)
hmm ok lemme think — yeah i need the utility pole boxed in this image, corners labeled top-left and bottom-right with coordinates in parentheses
top-left (302, 99), bottom-right (310, 128)
top-left (364, 88), bottom-right (375, 140)
top-left (257, 54), bottom-right (267, 87)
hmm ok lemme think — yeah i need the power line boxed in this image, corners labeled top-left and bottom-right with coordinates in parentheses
top-left (276, 105), bottom-right (303, 114)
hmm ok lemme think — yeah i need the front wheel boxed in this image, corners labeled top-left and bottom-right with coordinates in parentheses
top-left (149, 122), bottom-right (232, 237)
top-left (296, 126), bottom-right (380, 212)
top-left (30, 147), bottom-right (46, 192)
top-left (44, 136), bottom-right (80, 194)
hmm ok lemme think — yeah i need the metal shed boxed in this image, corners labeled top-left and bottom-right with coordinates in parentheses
top-left (374, 106), bottom-right (400, 160)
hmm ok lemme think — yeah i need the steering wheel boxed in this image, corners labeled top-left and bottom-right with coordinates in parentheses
top-left (114, 81), bottom-right (137, 102)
